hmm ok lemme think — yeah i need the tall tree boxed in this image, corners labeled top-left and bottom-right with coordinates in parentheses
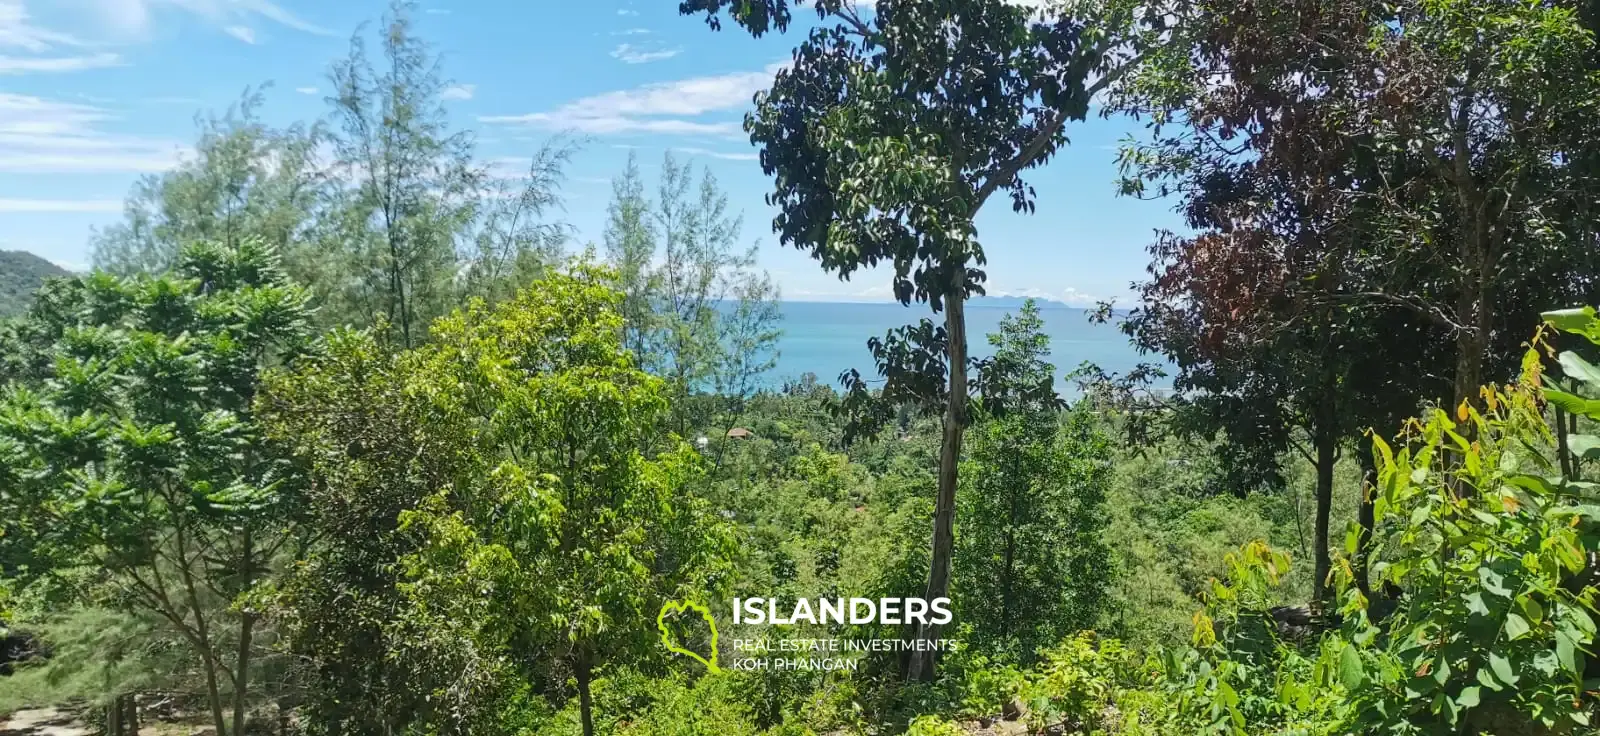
top-left (260, 267), bottom-right (735, 736)
top-left (957, 301), bottom-right (1111, 663)
top-left (601, 151), bottom-right (782, 434)
top-left (90, 89), bottom-right (325, 277)
top-left (324, 0), bottom-right (480, 347)
top-left (0, 240), bottom-right (314, 736)
top-left (1112, 0), bottom-right (1600, 602)
top-left (680, 0), bottom-right (1141, 679)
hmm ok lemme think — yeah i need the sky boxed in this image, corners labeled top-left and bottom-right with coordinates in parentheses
top-left (0, 0), bottom-right (1186, 305)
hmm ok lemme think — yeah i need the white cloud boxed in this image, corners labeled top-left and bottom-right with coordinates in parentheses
top-left (223, 24), bottom-right (255, 43)
top-left (0, 51), bottom-right (121, 73)
top-left (424, 7), bottom-right (450, 14)
top-left (613, 27), bottom-right (650, 36)
top-left (0, 92), bottom-right (186, 173)
top-left (481, 62), bottom-right (783, 138)
top-left (0, 198), bottom-right (123, 212)
top-left (617, 8), bottom-right (638, 15)
top-left (610, 43), bottom-right (680, 64)
top-left (0, 0), bottom-right (87, 51)
top-left (441, 83), bottom-right (475, 100)
top-left (294, 86), bottom-right (318, 95)
top-left (0, 1), bottom-right (120, 75)
top-left (670, 146), bottom-right (757, 162)
top-left (88, 0), bottom-right (334, 38)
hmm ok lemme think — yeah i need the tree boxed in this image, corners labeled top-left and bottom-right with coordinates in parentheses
top-left (956, 301), bottom-right (1111, 663)
top-left (601, 151), bottom-right (782, 435)
top-left (680, 0), bottom-right (1139, 679)
top-left (90, 89), bottom-right (325, 277)
top-left (1111, 0), bottom-right (1600, 603)
top-left (323, 0), bottom-right (480, 347)
top-left (0, 240), bottom-right (314, 736)
top-left (260, 267), bottom-right (736, 736)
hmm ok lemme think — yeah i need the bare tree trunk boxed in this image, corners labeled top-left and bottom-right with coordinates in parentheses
top-left (1355, 433), bottom-right (1377, 597)
top-left (909, 284), bottom-right (969, 682)
top-left (1312, 428), bottom-right (1336, 608)
top-left (230, 529), bottom-right (255, 736)
top-left (575, 654), bottom-right (595, 736)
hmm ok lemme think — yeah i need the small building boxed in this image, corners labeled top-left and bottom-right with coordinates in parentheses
top-left (726, 427), bottom-right (753, 440)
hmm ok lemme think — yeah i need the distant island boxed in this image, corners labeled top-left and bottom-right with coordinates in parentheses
top-left (967, 294), bottom-right (1079, 309)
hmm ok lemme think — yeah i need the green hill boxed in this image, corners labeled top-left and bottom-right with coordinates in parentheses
top-left (0, 250), bottom-right (72, 318)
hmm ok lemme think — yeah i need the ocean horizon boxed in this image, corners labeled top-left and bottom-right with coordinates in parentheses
top-left (762, 300), bottom-right (1164, 393)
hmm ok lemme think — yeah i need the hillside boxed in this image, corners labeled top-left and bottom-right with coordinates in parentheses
top-left (0, 251), bottom-right (70, 318)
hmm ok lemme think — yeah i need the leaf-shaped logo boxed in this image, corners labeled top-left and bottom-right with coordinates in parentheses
top-left (657, 599), bottom-right (721, 674)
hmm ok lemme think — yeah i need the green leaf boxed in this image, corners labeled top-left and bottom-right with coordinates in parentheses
top-left (1559, 352), bottom-right (1600, 388)
top-left (1504, 613), bottom-right (1531, 640)
top-left (1339, 645), bottom-right (1365, 690)
top-left (1476, 666), bottom-right (1503, 692)
top-left (1479, 567), bottom-right (1512, 598)
top-left (1570, 434), bottom-right (1600, 461)
top-left (1488, 652), bottom-right (1519, 686)
top-left (1543, 307), bottom-right (1598, 334)
top-left (1544, 389), bottom-right (1600, 420)
top-left (1456, 685), bottom-right (1480, 708)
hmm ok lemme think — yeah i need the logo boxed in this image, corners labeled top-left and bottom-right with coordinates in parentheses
top-left (657, 599), bottom-right (722, 674)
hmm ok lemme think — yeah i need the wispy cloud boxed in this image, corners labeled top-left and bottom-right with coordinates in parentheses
top-left (610, 43), bottom-right (680, 64)
top-left (612, 27), bottom-right (650, 36)
top-left (670, 146), bottom-right (757, 162)
top-left (0, 1), bottom-right (121, 75)
top-left (0, 198), bottom-right (123, 213)
top-left (617, 8), bottom-right (638, 16)
top-left (441, 83), bottom-right (475, 101)
top-left (93, 0), bottom-right (334, 39)
top-left (481, 62), bottom-right (783, 138)
top-left (424, 7), bottom-right (450, 15)
top-left (0, 92), bottom-right (186, 173)
top-left (294, 86), bottom-right (318, 95)
top-left (0, 51), bottom-right (122, 74)
top-left (0, 0), bottom-right (86, 51)
top-left (223, 25), bottom-right (256, 44)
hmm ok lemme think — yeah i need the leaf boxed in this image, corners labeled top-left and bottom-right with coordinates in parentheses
top-left (1504, 613), bottom-right (1531, 641)
top-left (1488, 652), bottom-right (1519, 686)
top-left (1545, 389), bottom-right (1600, 420)
top-left (1570, 434), bottom-right (1600, 461)
top-left (1340, 645), bottom-right (1365, 690)
top-left (1559, 352), bottom-right (1600, 388)
top-left (1479, 567), bottom-right (1512, 598)
top-left (1543, 307), bottom-right (1598, 334)
top-left (1476, 666), bottom-right (1503, 692)
top-left (1456, 685), bottom-right (1481, 708)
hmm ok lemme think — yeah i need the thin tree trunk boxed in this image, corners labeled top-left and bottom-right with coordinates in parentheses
top-left (1312, 428), bottom-right (1336, 608)
top-left (1355, 433), bottom-right (1377, 597)
top-left (909, 284), bottom-right (969, 682)
top-left (107, 695), bottom-right (122, 736)
top-left (175, 522), bottom-right (229, 736)
top-left (231, 530), bottom-right (255, 736)
top-left (575, 654), bottom-right (595, 736)
top-left (1558, 404), bottom-right (1574, 479)
top-left (124, 693), bottom-right (139, 735)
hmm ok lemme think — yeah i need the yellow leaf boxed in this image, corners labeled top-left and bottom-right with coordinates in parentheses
top-left (1457, 399), bottom-right (1470, 421)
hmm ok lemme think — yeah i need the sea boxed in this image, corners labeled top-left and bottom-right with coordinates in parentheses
top-left (764, 301), bottom-right (1163, 394)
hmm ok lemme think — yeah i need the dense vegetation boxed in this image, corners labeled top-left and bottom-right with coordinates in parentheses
top-left (5, 0), bottom-right (1600, 735)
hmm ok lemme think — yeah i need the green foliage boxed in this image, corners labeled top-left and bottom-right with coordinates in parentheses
top-left (1327, 318), bottom-right (1600, 733)
top-left (263, 265), bottom-right (737, 736)
top-left (956, 303), bottom-right (1112, 663)
top-left (0, 239), bottom-right (314, 735)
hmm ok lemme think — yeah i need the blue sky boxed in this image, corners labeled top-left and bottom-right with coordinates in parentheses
top-left (0, 0), bottom-right (1184, 305)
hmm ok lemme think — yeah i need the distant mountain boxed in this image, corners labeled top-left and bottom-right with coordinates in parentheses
top-left (968, 294), bottom-right (1075, 309)
top-left (0, 251), bottom-right (71, 318)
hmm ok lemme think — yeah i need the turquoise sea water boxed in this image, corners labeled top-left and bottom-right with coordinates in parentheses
top-left (765, 301), bottom-right (1159, 393)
